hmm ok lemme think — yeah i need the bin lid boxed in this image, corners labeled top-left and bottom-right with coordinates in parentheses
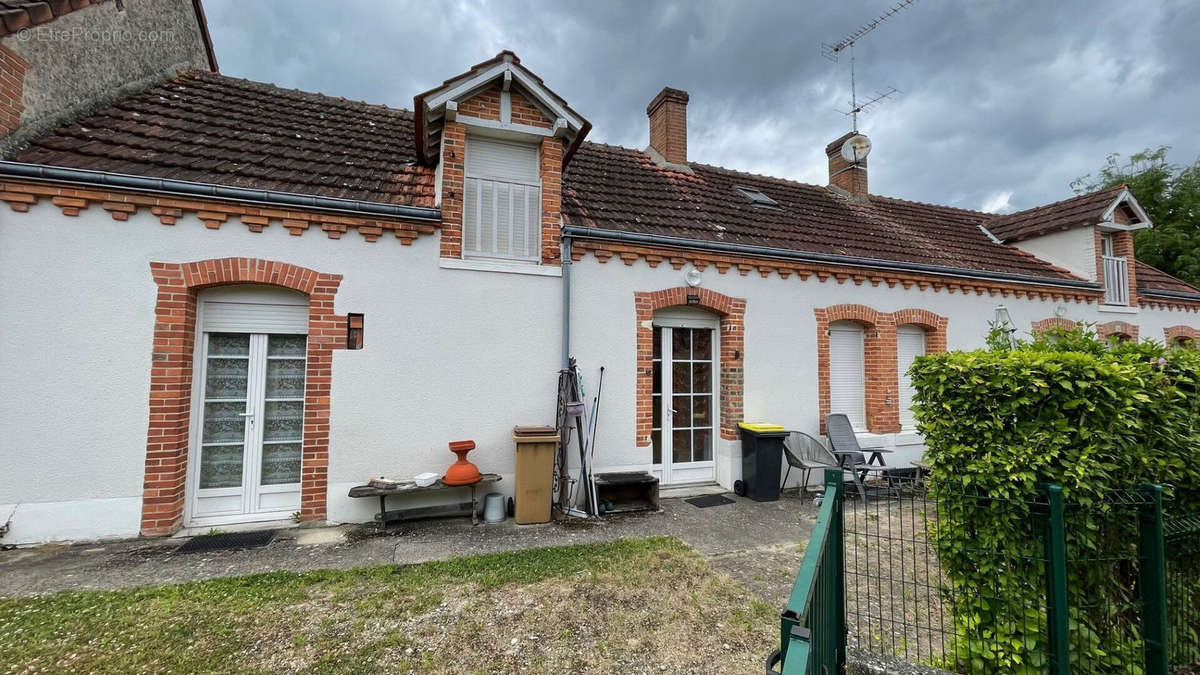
top-left (738, 422), bottom-right (786, 433)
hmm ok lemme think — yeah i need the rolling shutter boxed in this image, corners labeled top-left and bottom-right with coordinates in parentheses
top-left (897, 325), bottom-right (927, 428)
top-left (828, 322), bottom-right (866, 430)
top-left (199, 287), bottom-right (309, 334)
top-left (466, 137), bottom-right (539, 183)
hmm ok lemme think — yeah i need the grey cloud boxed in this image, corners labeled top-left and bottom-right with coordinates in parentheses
top-left (204, 0), bottom-right (1200, 212)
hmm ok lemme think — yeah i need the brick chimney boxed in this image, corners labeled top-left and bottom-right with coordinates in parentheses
top-left (826, 131), bottom-right (870, 200)
top-left (647, 87), bottom-right (689, 166)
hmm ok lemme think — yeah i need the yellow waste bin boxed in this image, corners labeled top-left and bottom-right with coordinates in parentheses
top-left (513, 427), bottom-right (559, 524)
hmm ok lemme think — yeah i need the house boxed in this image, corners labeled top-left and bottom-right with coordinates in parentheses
top-left (1, 2), bottom-right (1197, 544)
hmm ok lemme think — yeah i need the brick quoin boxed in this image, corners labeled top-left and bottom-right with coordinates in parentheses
top-left (815, 305), bottom-right (949, 435)
top-left (634, 287), bottom-right (746, 447)
top-left (0, 43), bottom-right (29, 138)
top-left (141, 258), bottom-right (348, 536)
top-left (1096, 320), bottom-right (1139, 342)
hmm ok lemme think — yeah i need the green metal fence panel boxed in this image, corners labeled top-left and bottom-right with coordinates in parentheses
top-left (1164, 508), bottom-right (1200, 670)
top-left (773, 468), bottom-right (844, 674)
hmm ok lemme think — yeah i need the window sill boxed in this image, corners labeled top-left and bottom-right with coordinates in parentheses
top-left (1097, 304), bottom-right (1139, 314)
top-left (439, 257), bottom-right (562, 277)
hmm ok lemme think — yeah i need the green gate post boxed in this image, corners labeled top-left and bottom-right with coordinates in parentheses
top-left (1043, 484), bottom-right (1070, 675)
top-left (827, 468), bottom-right (846, 674)
top-left (1138, 483), bottom-right (1168, 675)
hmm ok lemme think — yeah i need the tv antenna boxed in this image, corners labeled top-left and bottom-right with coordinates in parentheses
top-left (821, 0), bottom-right (917, 130)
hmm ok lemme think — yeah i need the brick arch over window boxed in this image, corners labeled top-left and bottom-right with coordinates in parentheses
top-left (1096, 320), bottom-right (1139, 342)
top-left (815, 305), bottom-right (898, 434)
top-left (1164, 325), bottom-right (1200, 347)
top-left (1031, 317), bottom-right (1077, 334)
top-left (891, 308), bottom-right (950, 354)
top-left (634, 287), bottom-right (746, 447)
top-left (142, 258), bottom-right (348, 536)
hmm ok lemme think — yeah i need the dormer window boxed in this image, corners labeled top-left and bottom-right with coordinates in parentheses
top-left (463, 136), bottom-right (542, 262)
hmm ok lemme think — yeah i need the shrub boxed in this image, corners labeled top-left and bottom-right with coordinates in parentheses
top-left (910, 329), bottom-right (1200, 673)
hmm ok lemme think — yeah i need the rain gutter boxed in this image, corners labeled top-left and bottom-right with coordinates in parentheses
top-left (0, 161), bottom-right (442, 222)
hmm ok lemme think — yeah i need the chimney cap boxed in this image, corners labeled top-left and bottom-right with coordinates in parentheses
top-left (647, 87), bottom-right (690, 115)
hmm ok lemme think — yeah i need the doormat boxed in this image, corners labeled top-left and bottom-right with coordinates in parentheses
top-left (684, 494), bottom-right (735, 508)
top-left (176, 530), bottom-right (275, 554)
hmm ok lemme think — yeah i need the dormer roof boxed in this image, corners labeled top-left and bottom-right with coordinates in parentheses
top-left (986, 185), bottom-right (1153, 244)
top-left (412, 50), bottom-right (590, 167)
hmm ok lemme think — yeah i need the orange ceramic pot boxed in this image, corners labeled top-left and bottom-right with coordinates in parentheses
top-left (442, 439), bottom-right (483, 485)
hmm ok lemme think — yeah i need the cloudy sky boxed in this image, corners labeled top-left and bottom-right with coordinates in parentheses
top-left (203, 0), bottom-right (1200, 213)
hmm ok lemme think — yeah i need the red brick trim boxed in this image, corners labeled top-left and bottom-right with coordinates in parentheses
top-left (0, 179), bottom-right (437, 242)
top-left (0, 43), bottom-right (29, 138)
top-left (437, 122), bottom-right (564, 264)
top-left (891, 308), bottom-right (950, 354)
top-left (1164, 325), bottom-right (1200, 347)
top-left (570, 239), bottom-right (1103, 305)
top-left (634, 287), bottom-right (746, 447)
top-left (141, 258), bottom-right (347, 536)
top-left (1096, 320), bottom-right (1139, 342)
top-left (1031, 317), bottom-right (1077, 334)
top-left (814, 305), bottom-right (949, 435)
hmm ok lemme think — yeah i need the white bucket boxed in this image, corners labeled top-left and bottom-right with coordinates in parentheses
top-left (483, 493), bottom-right (505, 523)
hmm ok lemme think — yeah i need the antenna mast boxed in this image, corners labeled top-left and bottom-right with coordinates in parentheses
top-left (822, 0), bottom-right (916, 130)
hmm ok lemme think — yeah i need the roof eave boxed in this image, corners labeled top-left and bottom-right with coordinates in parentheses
top-left (562, 225), bottom-right (1099, 292)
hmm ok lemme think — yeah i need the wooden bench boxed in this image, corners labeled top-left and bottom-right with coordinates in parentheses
top-left (348, 474), bottom-right (502, 526)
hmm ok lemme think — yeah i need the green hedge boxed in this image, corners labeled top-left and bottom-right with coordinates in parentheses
top-left (910, 325), bottom-right (1200, 673)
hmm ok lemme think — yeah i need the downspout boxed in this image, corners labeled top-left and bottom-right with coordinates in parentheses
top-left (561, 235), bottom-right (572, 370)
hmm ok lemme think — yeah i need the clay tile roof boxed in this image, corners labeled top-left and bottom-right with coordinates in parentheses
top-left (0, 0), bottom-right (110, 37)
top-left (561, 142), bottom-right (1080, 281)
top-left (987, 185), bottom-right (1126, 243)
top-left (9, 71), bottom-right (435, 206)
top-left (1135, 261), bottom-right (1200, 297)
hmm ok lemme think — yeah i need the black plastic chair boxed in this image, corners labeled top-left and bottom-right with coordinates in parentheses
top-left (825, 413), bottom-right (890, 502)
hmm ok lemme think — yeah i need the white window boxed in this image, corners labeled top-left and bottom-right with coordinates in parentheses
top-left (463, 136), bottom-right (541, 262)
top-left (897, 325), bottom-right (927, 428)
top-left (828, 321), bottom-right (866, 430)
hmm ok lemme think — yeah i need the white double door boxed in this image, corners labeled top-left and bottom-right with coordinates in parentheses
top-left (188, 288), bottom-right (309, 526)
top-left (651, 312), bottom-right (719, 485)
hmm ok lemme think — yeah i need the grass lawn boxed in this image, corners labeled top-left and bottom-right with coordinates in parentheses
top-left (0, 536), bottom-right (778, 673)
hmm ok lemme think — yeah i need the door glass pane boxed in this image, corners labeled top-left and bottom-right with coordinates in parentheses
top-left (652, 395), bottom-right (661, 427)
top-left (672, 429), bottom-right (692, 463)
top-left (204, 358), bottom-right (249, 399)
top-left (672, 396), bottom-right (692, 426)
top-left (265, 358), bottom-right (306, 398)
top-left (693, 329), bottom-right (711, 360)
top-left (261, 443), bottom-right (302, 485)
top-left (199, 444), bottom-right (244, 488)
top-left (692, 362), bottom-right (712, 393)
top-left (653, 326), bottom-right (662, 360)
top-left (651, 430), bottom-right (662, 464)
top-left (652, 361), bottom-right (662, 394)
top-left (268, 335), bottom-right (307, 357)
top-left (672, 362), bottom-right (690, 392)
top-left (693, 429), bottom-right (712, 462)
top-left (692, 395), bottom-right (712, 426)
top-left (263, 400), bottom-right (304, 442)
top-left (202, 401), bottom-right (246, 443)
top-left (672, 328), bottom-right (691, 360)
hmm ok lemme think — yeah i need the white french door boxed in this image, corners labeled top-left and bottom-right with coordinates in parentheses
top-left (651, 316), bottom-right (718, 485)
top-left (189, 331), bottom-right (306, 524)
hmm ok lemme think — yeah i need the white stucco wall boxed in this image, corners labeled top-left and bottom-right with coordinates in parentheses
top-left (1013, 227), bottom-right (1098, 281)
top-left (0, 202), bottom-right (559, 542)
top-left (1, 201), bottom-right (1197, 543)
top-left (567, 254), bottom-right (1198, 490)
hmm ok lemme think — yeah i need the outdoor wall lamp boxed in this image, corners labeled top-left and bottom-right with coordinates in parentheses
top-left (347, 313), bottom-right (364, 350)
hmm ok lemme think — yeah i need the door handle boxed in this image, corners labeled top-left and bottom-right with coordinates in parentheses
top-left (667, 408), bottom-right (678, 415)
top-left (239, 411), bottom-right (255, 428)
